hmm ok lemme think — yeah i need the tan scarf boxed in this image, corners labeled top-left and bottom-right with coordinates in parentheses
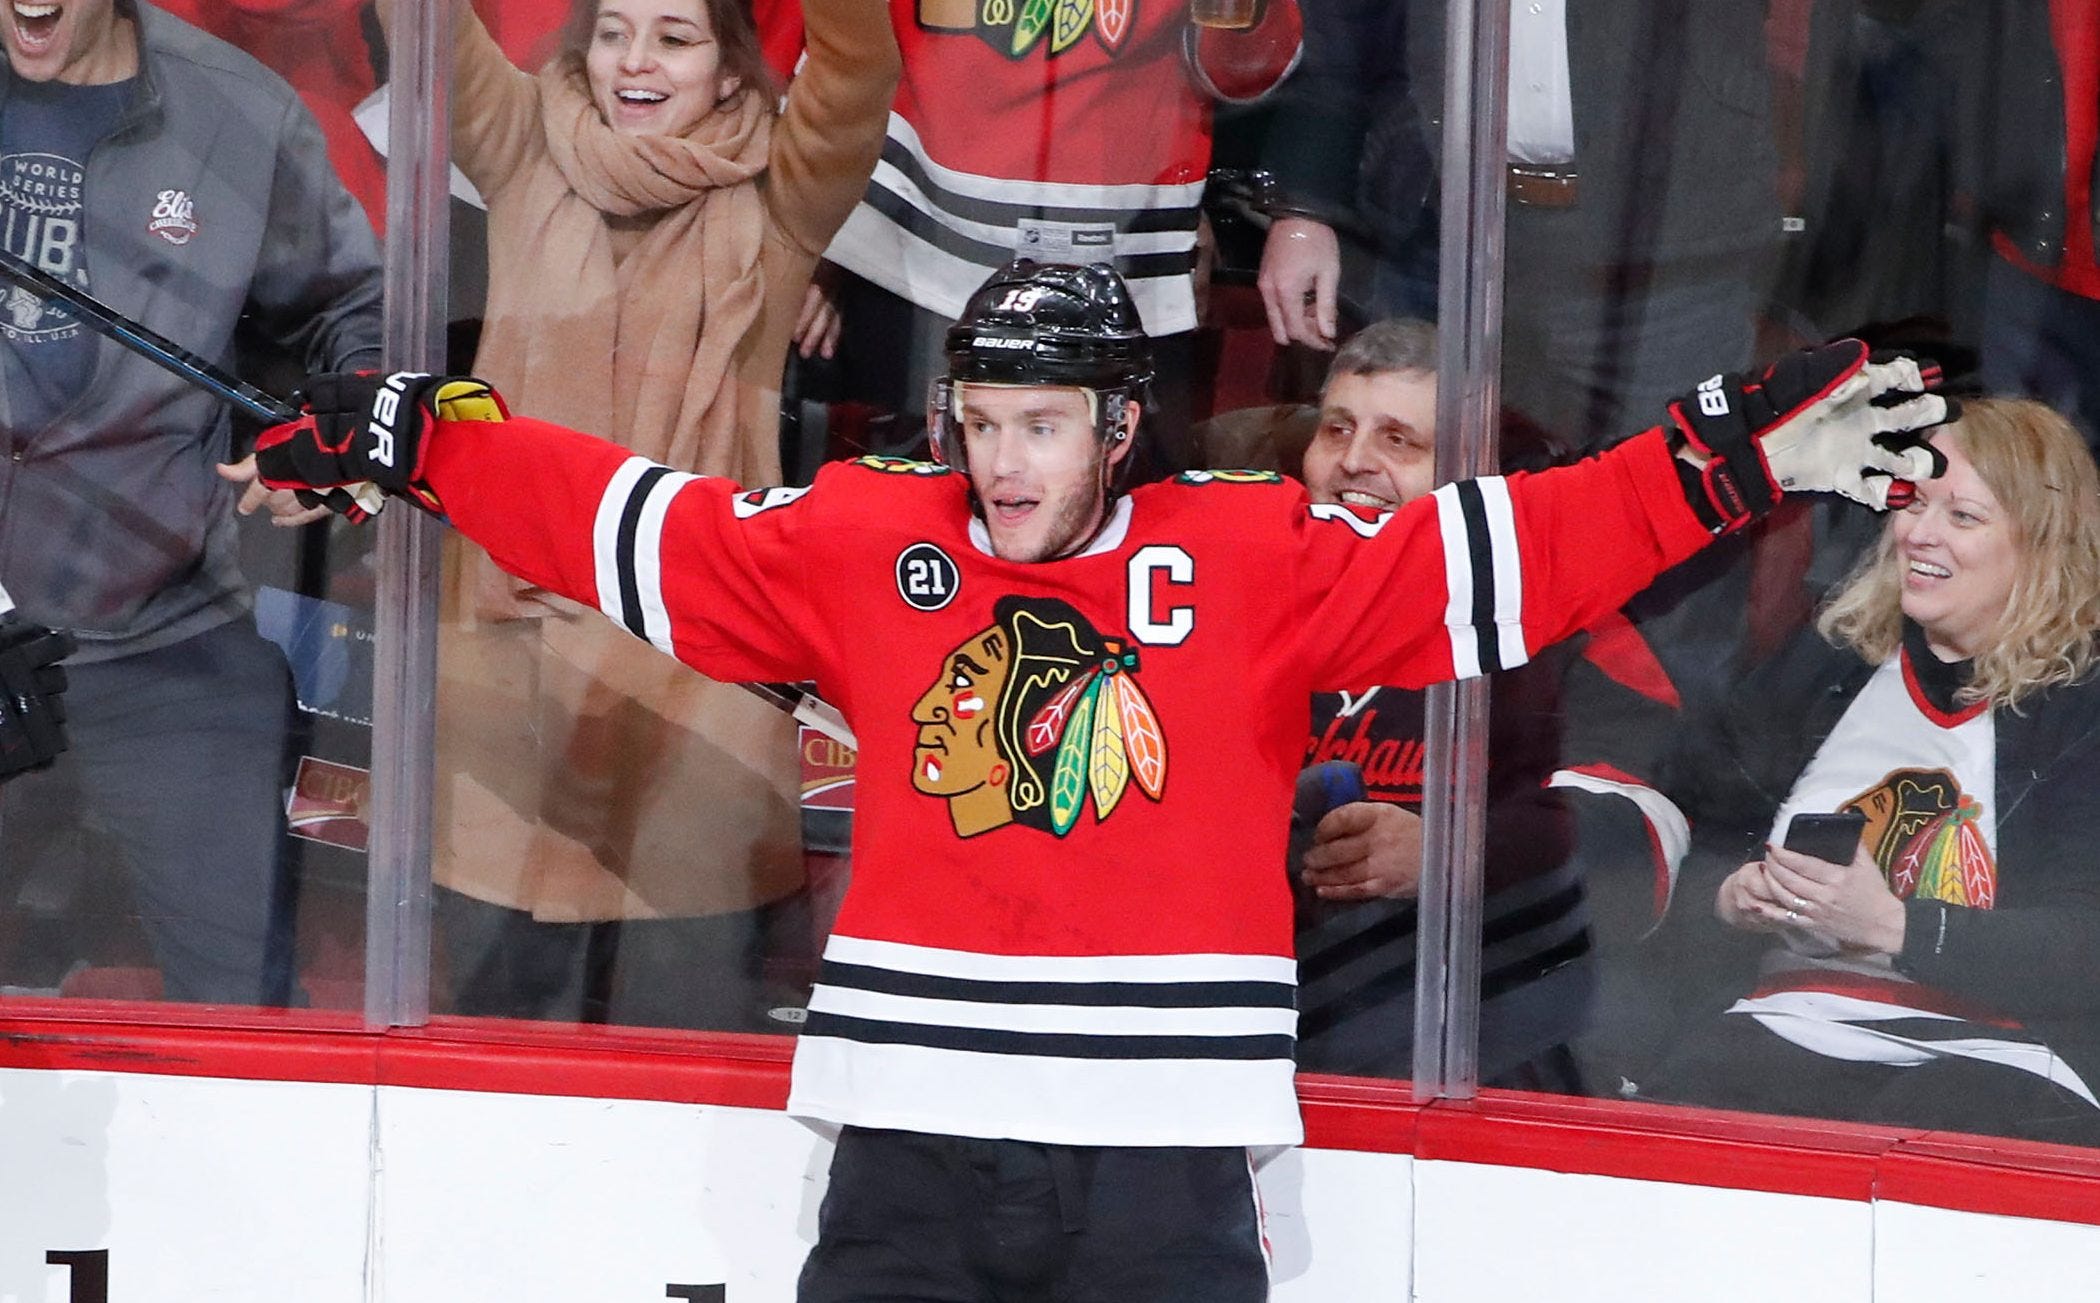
top-left (475, 64), bottom-right (773, 476)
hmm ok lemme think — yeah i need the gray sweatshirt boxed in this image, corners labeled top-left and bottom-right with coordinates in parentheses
top-left (0, 0), bottom-right (382, 663)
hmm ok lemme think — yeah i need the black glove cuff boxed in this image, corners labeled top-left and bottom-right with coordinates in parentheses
top-left (1667, 383), bottom-right (1779, 535)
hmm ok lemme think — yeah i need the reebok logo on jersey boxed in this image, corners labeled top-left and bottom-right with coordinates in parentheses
top-left (910, 596), bottom-right (1167, 839)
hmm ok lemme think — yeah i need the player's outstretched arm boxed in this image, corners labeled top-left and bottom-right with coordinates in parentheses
top-left (253, 372), bottom-right (826, 684)
top-left (1302, 342), bottom-right (1954, 693)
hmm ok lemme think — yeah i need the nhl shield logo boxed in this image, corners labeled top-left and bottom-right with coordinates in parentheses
top-left (147, 189), bottom-right (198, 246)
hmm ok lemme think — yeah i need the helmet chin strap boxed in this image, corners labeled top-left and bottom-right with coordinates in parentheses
top-left (1046, 443), bottom-right (1126, 561)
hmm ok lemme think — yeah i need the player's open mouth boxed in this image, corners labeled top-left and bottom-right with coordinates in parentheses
top-left (1338, 489), bottom-right (1395, 511)
top-left (1907, 559), bottom-right (1951, 580)
top-left (989, 498), bottom-right (1037, 525)
top-left (11, 1), bottom-right (62, 52)
top-left (615, 89), bottom-right (668, 104)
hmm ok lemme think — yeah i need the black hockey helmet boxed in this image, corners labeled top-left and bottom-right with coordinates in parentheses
top-left (930, 259), bottom-right (1155, 479)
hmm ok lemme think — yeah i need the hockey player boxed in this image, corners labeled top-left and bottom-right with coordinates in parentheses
top-left (252, 261), bottom-right (1949, 1301)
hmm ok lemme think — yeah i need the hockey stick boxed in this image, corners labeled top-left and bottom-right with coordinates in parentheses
top-left (0, 246), bottom-right (860, 751)
top-left (0, 245), bottom-right (301, 424)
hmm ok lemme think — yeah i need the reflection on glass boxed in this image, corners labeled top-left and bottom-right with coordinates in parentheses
top-left (424, 0), bottom-right (896, 1031)
top-left (0, 0), bottom-right (383, 1007)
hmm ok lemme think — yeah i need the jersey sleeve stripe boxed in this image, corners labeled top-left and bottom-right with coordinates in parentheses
top-left (633, 470), bottom-right (704, 656)
top-left (611, 465), bottom-right (673, 642)
top-left (1432, 482), bottom-right (1482, 678)
top-left (592, 457), bottom-right (659, 635)
top-left (1478, 477), bottom-right (1529, 671)
top-left (1436, 479), bottom-right (1527, 677)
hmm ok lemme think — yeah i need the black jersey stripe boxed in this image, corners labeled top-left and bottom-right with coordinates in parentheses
top-left (862, 183), bottom-right (1200, 285)
top-left (873, 138), bottom-right (1201, 235)
top-left (802, 1012), bottom-right (1296, 1061)
top-left (612, 465), bottom-right (672, 641)
top-left (1452, 479), bottom-right (1503, 673)
top-left (819, 961), bottom-right (1297, 1010)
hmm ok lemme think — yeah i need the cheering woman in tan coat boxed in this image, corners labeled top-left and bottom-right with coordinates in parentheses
top-left (420, 0), bottom-right (897, 1025)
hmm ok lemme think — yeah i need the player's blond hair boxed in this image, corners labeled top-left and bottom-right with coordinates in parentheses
top-left (1817, 397), bottom-right (2100, 711)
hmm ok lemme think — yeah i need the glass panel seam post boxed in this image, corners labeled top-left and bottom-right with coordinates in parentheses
top-left (366, 0), bottom-right (452, 1029)
top-left (1413, 0), bottom-right (1511, 1103)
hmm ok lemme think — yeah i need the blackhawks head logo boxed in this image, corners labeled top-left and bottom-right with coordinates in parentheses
top-left (910, 596), bottom-right (1168, 838)
top-left (918, 0), bottom-right (1134, 59)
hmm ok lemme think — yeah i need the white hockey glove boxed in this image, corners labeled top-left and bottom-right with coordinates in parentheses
top-left (1668, 340), bottom-right (1955, 533)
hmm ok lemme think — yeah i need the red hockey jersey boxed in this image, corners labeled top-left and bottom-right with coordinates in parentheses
top-left (422, 418), bottom-right (1711, 1145)
top-left (823, 0), bottom-right (1210, 332)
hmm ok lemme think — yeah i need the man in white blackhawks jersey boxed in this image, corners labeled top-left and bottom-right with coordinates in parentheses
top-left (253, 261), bottom-right (1951, 1301)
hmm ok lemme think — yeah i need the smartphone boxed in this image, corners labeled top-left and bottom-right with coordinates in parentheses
top-left (1781, 810), bottom-right (1867, 863)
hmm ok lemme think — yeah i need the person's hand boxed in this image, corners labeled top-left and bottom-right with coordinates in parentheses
top-left (216, 455), bottom-right (334, 528)
top-left (1759, 840), bottom-right (1907, 958)
top-left (1716, 858), bottom-right (1792, 933)
top-left (1257, 216), bottom-right (1339, 350)
top-left (794, 269), bottom-right (842, 361)
top-left (1301, 800), bottom-right (1423, 900)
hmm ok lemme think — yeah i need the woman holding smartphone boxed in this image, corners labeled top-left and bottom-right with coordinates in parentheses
top-left (1641, 398), bottom-right (2100, 1146)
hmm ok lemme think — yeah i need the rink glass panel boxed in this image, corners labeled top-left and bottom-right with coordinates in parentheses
top-left (0, 1), bottom-right (386, 1012)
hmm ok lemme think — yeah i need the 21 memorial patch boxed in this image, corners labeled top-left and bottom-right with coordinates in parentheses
top-left (897, 542), bottom-right (961, 611)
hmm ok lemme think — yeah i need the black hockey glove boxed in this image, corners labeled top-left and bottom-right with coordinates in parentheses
top-left (0, 607), bottom-right (74, 781)
top-left (253, 371), bottom-right (508, 522)
top-left (1667, 339), bottom-right (1956, 534)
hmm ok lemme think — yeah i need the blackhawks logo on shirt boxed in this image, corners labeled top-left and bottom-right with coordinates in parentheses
top-left (911, 596), bottom-right (1167, 838)
top-left (917, 0), bottom-right (1135, 59)
top-left (1849, 767), bottom-right (1999, 909)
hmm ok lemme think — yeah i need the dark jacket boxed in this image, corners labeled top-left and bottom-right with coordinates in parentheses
top-left (0, 0), bottom-right (381, 661)
top-left (1264, 0), bottom-right (1782, 267)
top-left (1944, 0), bottom-right (2091, 272)
top-left (1666, 623), bottom-right (2100, 1091)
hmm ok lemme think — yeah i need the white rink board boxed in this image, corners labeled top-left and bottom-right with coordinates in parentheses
top-left (374, 1086), bottom-right (830, 1299)
top-left (0, 1067), bottom-right (371, 1302)
top-left (0, 1065), bottom-right (2090, 1300)
top-left (1872, 1200), bottom-right (2100, 1302)
top-left (1412, 1158), bottom-right (1874, 1303)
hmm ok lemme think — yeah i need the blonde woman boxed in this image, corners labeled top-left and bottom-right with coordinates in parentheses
top-left (419, 0), bottom-right (898, 1025)
top-left (1646, 398), bottom-right (2100, 1145)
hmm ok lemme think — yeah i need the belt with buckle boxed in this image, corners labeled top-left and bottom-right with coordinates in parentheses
top-left (1508, 163), bottom-right (1579, 208)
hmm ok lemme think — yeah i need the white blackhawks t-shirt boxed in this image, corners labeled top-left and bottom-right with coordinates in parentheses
top-left (1771, 647), bottom-right (1998, 909)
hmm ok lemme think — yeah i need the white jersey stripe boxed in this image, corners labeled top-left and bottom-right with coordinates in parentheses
top-left (1431, 483), bottom-right (1482, 679)
top-left (1478, 477), bottom-right (1529, 670)
top-left (789, 1037), bottom-right (1305, 1147)
top-left (866, 159), bottom-right (1198, 258)
top-left (592, 457), bottom-right (658, 630)
top-left (882, 112), bottom-right (1208, 212)
top-left (822, 934), bottom-right (1298, 985)
top-left (632, 470), bottom-right (702, 656)
top-left (827, 204), bottom-right (1198, 332)
top-left (1731, 990), bottom-right (2099, 1107)
top-left (1549, 768), bottom-right (1691, 907)
top-left (808, 985), bottom-right (1299, 1038)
